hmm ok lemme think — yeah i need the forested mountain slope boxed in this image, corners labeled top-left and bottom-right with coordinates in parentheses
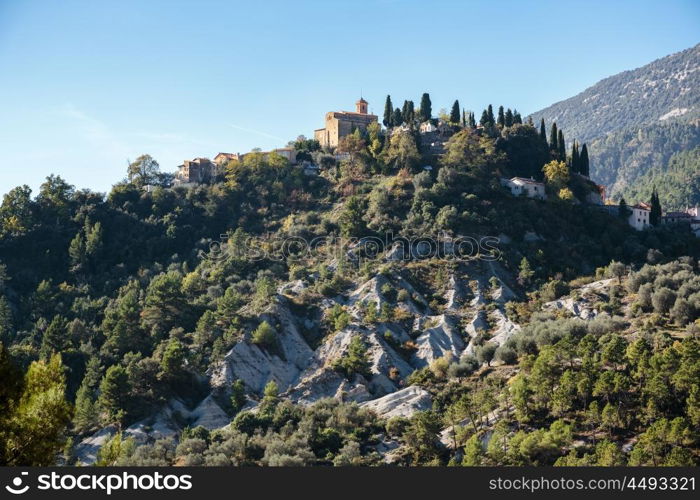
top-left (529, 44), bottom-right (700, 202)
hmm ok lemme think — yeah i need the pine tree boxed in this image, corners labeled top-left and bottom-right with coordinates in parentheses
top-left (450, 100), bottom-right (460, 124)
top-left (383, 95), bottom-right (393, 127)
top-left (580, 143), bottom-right (590, 176)
top-left (419, 93), bottom-right (432, 121)
top-left (98, 365), bottom-right (131, 427)
top-left (73, 382), bottom-right (98, 433)
top-left (549, 122), bottom-right (559, 155)
top-left (650, 187), bottom-right (662, 226)
top-left (505, 108), bottom-right (514, 127)
top-left (540, 119), bottom-right (547, 143)
top-left (497, 106), bottom-right (505, 127)
top-left (40, 315), bottom-right (68, 360)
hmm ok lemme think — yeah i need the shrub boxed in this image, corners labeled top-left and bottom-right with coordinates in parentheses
top-left (251, 321), bottom-right (276, 346)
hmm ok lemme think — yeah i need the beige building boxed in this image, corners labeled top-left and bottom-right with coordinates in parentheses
top-left (314, 98), bottom-right (378, 149)
top-left (174, 157), bottom-right (218, 186)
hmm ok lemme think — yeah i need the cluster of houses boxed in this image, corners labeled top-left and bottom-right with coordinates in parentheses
top-left (499, 174), bottom-right (699, 235)
top-left (168, 97), bottom-right (698, 238)
top-left (173, 148), bottom-right (299, 187)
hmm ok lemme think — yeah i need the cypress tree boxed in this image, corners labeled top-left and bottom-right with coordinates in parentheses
top-left (558, 129), bottom-right (566, 160)
top-left (487, 104), bottom-right (495, 126)
top-left (402, 100), bottom-right (410, 123)
top-left (480, 109), bottom-right (490, 127)
top-left (461, 109), bottom-right (467, 128)
top-left (392, 107), bottom-right (403, 127)
top-left (419, 93), bottom-right (432, 121)
top-left (383, 95), bottom-right (393, 128)
top-left (450, 100), bottom-right (460, 124)
top-left (407, 100), bottom-right (415, 122)
top-left (469, 112), bottom-right (476, 129)
top-left (505, 108), bottom-right (514, 127)
top-left (618, 197), bottom-right (630, 218)
top-left (571, 141), bottom-right (580, 173)
top-left (540, 119), bottom-right (547, 143)
top-left (513, 109), bottom-right (522, 124)
top-left (650, 187), bottom-right (662, 226)
top-left (580, 143), bottom-right (590, 176)
top-left (497, 106), bottom-right (505, 127)
top-left (549, 122), bottom-right (559, 155)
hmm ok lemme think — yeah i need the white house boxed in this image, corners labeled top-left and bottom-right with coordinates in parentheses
top-left (419, 121), bottom-right (437, 133)
top-left (628, 204), bottom-right (651, 231)
top-left (500, 177), bottom-right (546, 200)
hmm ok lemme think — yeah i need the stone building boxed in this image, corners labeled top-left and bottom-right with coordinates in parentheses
top-left (314, 98), bottom-right (378, 149)
top-left (174, 157), bottom-right (218, 186)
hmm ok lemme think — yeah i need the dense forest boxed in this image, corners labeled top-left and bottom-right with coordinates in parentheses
top-left (0, 95), bottom-right (698, 467)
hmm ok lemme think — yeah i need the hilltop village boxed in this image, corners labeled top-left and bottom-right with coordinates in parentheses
top-left (167, 96), bottom-right (699, 236)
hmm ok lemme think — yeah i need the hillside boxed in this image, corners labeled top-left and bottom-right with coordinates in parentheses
top-left (0, 114), bottom-right (698, 467)
top-left (529, 43), bottom-right (700, 201)
top-left (529, 44), bottom-right (700, 144)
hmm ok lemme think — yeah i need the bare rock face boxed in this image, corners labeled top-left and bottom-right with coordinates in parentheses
top-left (543, 278), bottom-right (615, 319)
top-left (209, 299), bottom-right (314, 395)
top-left (360, 386), bottom-right (432, 418)
top-left (411, 314), bottom-right (465, 367)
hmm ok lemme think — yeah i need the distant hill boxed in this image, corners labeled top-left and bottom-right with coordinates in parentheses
top-left (529, 43), bottom-right (700, 204)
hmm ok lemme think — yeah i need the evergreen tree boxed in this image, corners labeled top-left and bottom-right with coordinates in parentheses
top-left (0, 295), bottom-right (13, 344)
top-left (419, 93), bottom-right (432, 121)
top-left (468, 112), bottom-right (476, 129)
top-left (650, 187), bottom-right (662, 226)
top-left (487, 104), bottom-right (495, 126)
top-left (73, 382), bottom-right (98, 433)
top-left (549, 122), bottom-right (559, 155)
top-left (618, 197), bottom-right (630, 218)
top-left (383, 95), bottom-right (393, 127)
top-left (461, 109), bottom-right (467, 128)
top-left (40, 315), bottom-right (68, 360)
top-left (570, 141), bottom-right (580, 173)
top-left (407, 100), bottom-right (415, 122)
top-left (505, 108), bottom-right (514, 127)
top-left (480, 109), bottom-right (490, 127)
top-left (402, 100), bottom-right (410, 123)
top-left (450, 100), bottom-right (460, 124)
top-left (540, 119), bottom-right (547, 143)
top-left (497, 106), bottom-right (505, 127)
top-left (513, 109), bottom-right (522, 124)
top-left (3, 354), bottom-right (72, 466)
top-left (579, 143), bottom-right (590, 176)
top-left (98, 365), bottom-right (131, 427)
top-left (558, 129), bottom-right (566, 161)
top-left (392, 107), bottom-right (403, 127)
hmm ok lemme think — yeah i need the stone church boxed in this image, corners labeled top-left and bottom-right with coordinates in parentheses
top-left (314, 98), bottom-right (378, 148)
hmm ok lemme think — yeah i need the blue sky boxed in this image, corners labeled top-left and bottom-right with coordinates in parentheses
top-left (0, 0), bottom-right (698, 196)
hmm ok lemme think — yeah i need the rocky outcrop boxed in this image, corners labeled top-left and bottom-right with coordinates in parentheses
top-left (360, 386), bottom-right (432, 418)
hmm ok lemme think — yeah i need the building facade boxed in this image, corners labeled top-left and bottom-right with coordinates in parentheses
top-left (314, 98), bottom-right (378, 149)
top-left (174, 157), bottom-right (218, 186)
top-left (500, 177), bottom-right (547, 200)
